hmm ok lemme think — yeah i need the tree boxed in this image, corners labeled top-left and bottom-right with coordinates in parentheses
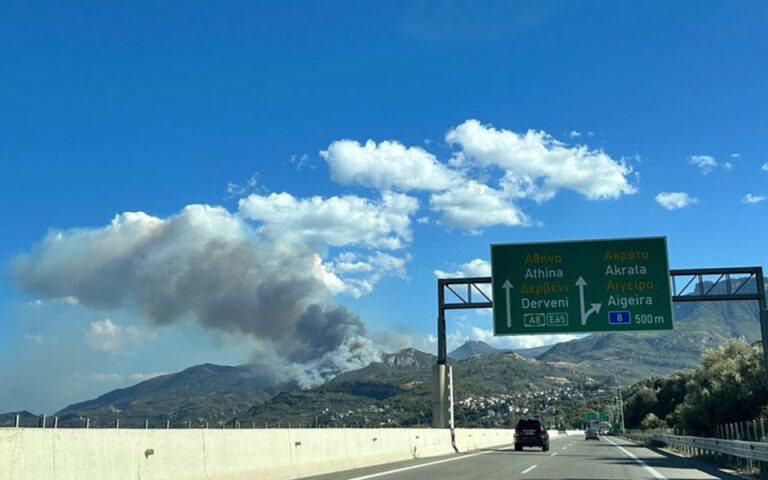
top-left (640, 413), bottom-right (665, 430)
top-left (673, 339), bottom-right (766, 434)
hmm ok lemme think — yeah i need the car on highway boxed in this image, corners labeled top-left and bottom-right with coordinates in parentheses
top-left (585, 428), bottom-right (600, 440)
top-left (514, 419), bottom-right (550, 451)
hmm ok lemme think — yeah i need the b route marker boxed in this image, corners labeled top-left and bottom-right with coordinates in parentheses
top-left (491, 237), bottom-right (674, 335)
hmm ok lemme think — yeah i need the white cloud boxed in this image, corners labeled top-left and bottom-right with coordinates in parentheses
top-left (320, 139), bottom-right (460, 191)
top-left (463, 327), bottom-right (584, 350)
top-left (429, 180), bottom-right (529, 231)
top-left (689, 155), bottom-right (717, 174)
top-left (434, 258), bottom-right (491, 278)
top-left (655, 192), bottom-right (698, 210)
top-left (742, 194), bottom-right (766, 204)
top-left (289, 153), bottom-right (313, 170)
top-left (129, 372), bottom-right (168, 382)
top-left (730, 153), bottom-right (740, 158)
top-left (762, 163), bottom-right (768, 173)
top-left (327, 251), bottom-right (411, 298)
top-left (688, 155), bottom-right (732, 174)
top-left (417, 216), bottom-right (429, 224)
top-left (85, 319), bottom-right (156, 354)
top-left (91, 373), bottom-right (125, 382)
top-left (238, 191), bottom-right (419, 250)
top-left (331, 253), bottom-right (373, 274)
top-left (91, 372), bottom-right (167, 383)
top-left (445, 119), bottom-right (636, 202)
top-left (23, 333), bottom-right (55, 345)
top-left (442, 326), bottom-right (583, 352)
top-left (226, 182), bottom-right (246, 198)
top-left (568, 130), bottom-right (581, 138)
top-left (225, 173), bottom-right (265, 199)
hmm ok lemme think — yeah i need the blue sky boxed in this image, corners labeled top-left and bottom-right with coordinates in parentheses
top-left (2, 1), bottom-right (767, 413)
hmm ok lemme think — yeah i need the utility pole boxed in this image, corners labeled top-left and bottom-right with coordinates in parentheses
top-left (618, 385), bottom-right (625, 433)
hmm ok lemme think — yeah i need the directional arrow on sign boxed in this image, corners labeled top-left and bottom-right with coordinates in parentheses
top-left (575, 276), bottom-right (602, 326)
top-left (502, 280), bottom-right (514, 328)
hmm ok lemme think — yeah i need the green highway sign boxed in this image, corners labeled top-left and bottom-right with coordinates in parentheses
top-left (491, 237), bottom-right (673, 335)
top-left (599, 412), bottom-right (607, 422)
top-left (585, 412), bottom-right (597, 421)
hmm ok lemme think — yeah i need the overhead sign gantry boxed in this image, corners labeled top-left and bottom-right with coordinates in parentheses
top-left (432, 236), bottom-right (767, 430)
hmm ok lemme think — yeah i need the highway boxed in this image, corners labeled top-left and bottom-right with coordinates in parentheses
top-left (305, 434), bottom-right (744, 480)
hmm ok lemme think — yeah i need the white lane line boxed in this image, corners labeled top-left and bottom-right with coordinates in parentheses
top-left (346, 451), bottom-right (490, 480)
top-left (550, 452), bottom-right (558, 457)
top-left (521, 465), bottom-right (537, 474)
top-left (604, 436), bottom-right (668, 480)
top-left (562, 446), bottom-right (567, 450)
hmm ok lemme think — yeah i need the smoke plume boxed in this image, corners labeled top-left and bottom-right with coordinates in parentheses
top-left (13, 205), bottom-right (384, 386)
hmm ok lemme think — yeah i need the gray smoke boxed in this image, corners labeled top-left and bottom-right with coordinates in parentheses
top-left (12, 205), bottom-right (383, 385)
top-left (290, 304), bottom-right (366, 363)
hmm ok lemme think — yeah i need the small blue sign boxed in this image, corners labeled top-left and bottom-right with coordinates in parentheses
top-left (609, 311), bottom-right (631, 325)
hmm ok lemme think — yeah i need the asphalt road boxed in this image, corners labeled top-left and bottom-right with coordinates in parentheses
top-left (304, 434), bottom-right (745, 480)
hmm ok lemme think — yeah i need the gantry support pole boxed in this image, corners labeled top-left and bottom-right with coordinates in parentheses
top-left (756, 268), bottom-right (768, 398)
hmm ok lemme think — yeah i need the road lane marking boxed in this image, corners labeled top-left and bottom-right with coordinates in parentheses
top-left (562, 446), bottom-right (567, 450)
top-left (604, 436), bottom-right (668, 480)
top-left (345, 451), bottom-right (490, 480)
top-left (521, 465), bottom-right (537, 474)
top-left (550, 452), bottom-right (558, 457)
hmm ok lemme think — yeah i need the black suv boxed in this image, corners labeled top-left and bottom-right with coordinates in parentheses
top-left (514, 419), bottom-right (550, 451)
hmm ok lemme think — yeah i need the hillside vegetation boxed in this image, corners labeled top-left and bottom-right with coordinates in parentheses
top-left (623, 339), bottom-right (767, 435)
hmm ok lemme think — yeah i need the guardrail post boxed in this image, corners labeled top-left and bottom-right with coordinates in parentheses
top-left (14, 414), bottom-right (19, 428)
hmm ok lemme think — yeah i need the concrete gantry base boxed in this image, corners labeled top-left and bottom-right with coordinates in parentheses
top-left (432, 364), bottom-right (449, 429)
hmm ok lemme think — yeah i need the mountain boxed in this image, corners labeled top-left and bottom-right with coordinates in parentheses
top-left (54, 363), bottom-right (293, 428)
top-left (0, 410), bottom-right (38, 427)
top-left (449, 341), bottom-right (553, 361)
top-left (539, 293), bottom-right (762, 384)
top-left (237, 282), bottom-right (765, 428)
top-left (512, 344), bottom-right (555, 358)
top-left (381, 347), bottom-right (436, 368)
top-left (19, 281), bottom-right (761, 428)
top-left (449, 341), bottom-right (500, 360)
top-left (236, 347), bottom-right (596, 428)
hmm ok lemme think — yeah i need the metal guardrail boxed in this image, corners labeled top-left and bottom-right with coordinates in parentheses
top-left (626, 432), bottom-right (768, 463)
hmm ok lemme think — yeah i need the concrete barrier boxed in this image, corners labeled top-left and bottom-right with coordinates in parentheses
top-left (0, 427), bottom-right (511, 480)
top-left (409, 429), bottom-right (455, 458)
top-left (455, 428), bottom-right (513, 452)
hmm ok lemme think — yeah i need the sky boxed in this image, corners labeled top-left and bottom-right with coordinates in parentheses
top-left (1, 1), bottom-right (767, 413)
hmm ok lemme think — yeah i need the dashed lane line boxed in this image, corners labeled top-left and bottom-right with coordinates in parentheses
top-left (550, 452), bottom-right (558, 457)
top-left (521, 465), bottom-right (537, 474)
